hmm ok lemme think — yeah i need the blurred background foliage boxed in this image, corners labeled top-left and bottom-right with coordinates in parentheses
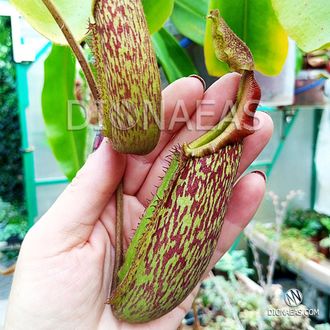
top-left (0, 16), bottom-right (23, 206)
top-left (0, 16), bottom-right (27, 264)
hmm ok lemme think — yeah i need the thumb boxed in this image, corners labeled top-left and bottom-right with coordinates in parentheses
top-left (32, 139), bottom-right (126, 250)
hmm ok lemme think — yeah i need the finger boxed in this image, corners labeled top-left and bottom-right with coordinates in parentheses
top-left (159, 72), bottom-right (241, 148)
top-left (33, 139), bottom-right (126, 250)
top-left (236, 111), bottom-right (274, 178)
top-left (124, 77), bottom-right (205, 195)
top-left (137, 73), bottom-right (242, 205)
top-left (205, 171), bottom-right (266, 275)
top-left (100, 194), bottom-right (145, 250)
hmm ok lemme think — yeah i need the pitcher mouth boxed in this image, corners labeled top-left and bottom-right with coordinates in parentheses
top-left (183, 71), bottom-right (261, 158)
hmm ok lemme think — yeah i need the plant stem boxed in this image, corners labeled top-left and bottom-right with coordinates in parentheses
top-left (192, 299), bottom-right (202, 330)
top-left (0, 263), bottom-right (16, 276)
top-left (42, 0), bottom-right (99, 101)
top-left (213, 278), bottom-right (245, 330)
top-left (249, 240), bottom-right (266, 288)
top-left (112, 181), bottom-right (124, 292)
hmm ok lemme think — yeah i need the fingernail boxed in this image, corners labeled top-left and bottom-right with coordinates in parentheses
top-left (252, 170), bottom-right (267, 182)
top-left (189, 74), bottom-right (206, 92)
top-left (93, 132), bottom-right (104, 152)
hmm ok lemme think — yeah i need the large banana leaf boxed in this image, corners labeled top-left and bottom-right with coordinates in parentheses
top-left (142, 0), bottom-right (174, 34)
top-left (171, 0), bottom-right (208, 46)
top-left (42, 45), bottom-right (87, 180)
top-left (152, 28), bottom-right (198, 83)
top-left (272, 0), bottom-right (330, 52)
top-left (10, 0), bottom-right (94, 44)
top-left (11, 0), bottom-right (173, 44)
top-left (205, 0), bottom-right (289, 77)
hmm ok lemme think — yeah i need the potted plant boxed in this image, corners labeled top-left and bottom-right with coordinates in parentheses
top-left (0, 198), bottom-right (27, 270)
top-left (284, 209), bottom-right (330, 259)
top-left (182, 252), bottom-right (313, 329)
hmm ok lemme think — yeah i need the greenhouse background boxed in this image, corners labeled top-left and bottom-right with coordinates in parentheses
top-left (1, 0), bottom-right (330, 329)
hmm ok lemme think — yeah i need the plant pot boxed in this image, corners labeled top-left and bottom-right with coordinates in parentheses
top-left (6, 234), bottom-right (22, 246)
top-left (294, 78), bottom-right (326, 106)
top-left (318, 245), bottom-right (330, 258)
top-left (310, 235), bottom-right (321, 249)
top-left (254, 39), bottom-right (296, 107)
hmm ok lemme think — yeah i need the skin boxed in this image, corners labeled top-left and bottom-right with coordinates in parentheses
top-left (5, 74), bottom-right (273, 330)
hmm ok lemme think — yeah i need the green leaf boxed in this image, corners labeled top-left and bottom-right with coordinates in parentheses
top-left (152, 28), bottom-right (198, 83)
top-left (142, 0), bottom-right (174, 34)
top-left (10, 0), bottom-right (94, 44)
top-left (205, 0), bottom-right (289, 76)
top-left (171, 0), bottom-right (208, 46)
top-left (272, 0), bottom-right (330, 52)
top-left (42, 45), bottom-right (87, 180)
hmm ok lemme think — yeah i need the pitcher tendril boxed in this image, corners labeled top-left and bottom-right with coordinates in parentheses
top-left (41, 0), bottom-right (99, 102)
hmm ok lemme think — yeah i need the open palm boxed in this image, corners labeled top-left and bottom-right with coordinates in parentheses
top-left (5, 74), bottom-right (273, 330)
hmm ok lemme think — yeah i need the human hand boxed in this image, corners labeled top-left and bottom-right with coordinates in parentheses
top-left (5, 74), bottom-right (273, 330)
